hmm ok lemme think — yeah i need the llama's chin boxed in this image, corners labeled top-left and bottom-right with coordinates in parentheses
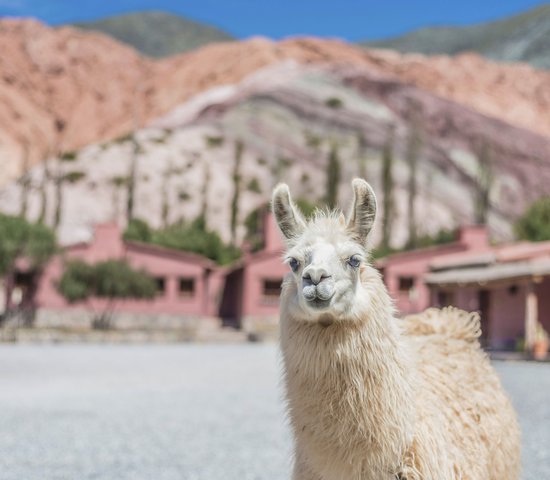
top-left (305, 297), bottom-right (332, 310)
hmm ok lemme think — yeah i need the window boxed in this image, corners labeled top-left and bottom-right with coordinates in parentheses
top-left (398, 276), bottom-right (415, 292)
top-left (155, 277), bottom-right (166, 296)
top-left (179, 278), bottom-right (195, 297)
top-left (263, 279), bottom-right (282, 298)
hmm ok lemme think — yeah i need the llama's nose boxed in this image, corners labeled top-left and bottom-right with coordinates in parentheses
top-left (302, 266), bottom-right (331, 286)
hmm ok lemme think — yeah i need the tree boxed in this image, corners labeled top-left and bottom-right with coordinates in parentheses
top-left (325, 143), bottom-right (341, 209)
top-left (53, 156), bottom-right (64, 230)
top-left (474, 141), bottom-right (494, 225)
top-left (230, 140), bottom-right (244, 244)
top-left (37, 154), bottom-right (51, 224)
top-left (405, 122), bottom-right (422, 249)
top-left (126, 134), bottom-right (139, 222)
top-left (381, 126), bottom-right (396, 250)
top-left (123, 218), bottom-right (153, 243)
top-left (0, 215), bottom-right (56, 316)
top-left (200, 155), bottom-right (211, 223)
top-left (18, 141), bottom-right (31, 218)
top-left (58, 259), bottom-right (156, 329)
top-left (515, 196), bottom-right (550, 242)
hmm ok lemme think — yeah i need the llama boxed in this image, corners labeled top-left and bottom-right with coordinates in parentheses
top-left (272, 179), bottom-right (520, 480)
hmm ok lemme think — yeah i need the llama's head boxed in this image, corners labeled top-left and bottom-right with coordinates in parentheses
top-left (272, 179), bottom-right (377, 323)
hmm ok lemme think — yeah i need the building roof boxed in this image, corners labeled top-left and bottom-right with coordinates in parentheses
top-left (425, 259), bottom-right (550, 286)
top-left (375, 241), bottom-right (464, 267)
top-left (125, 241), bottom-right (217, 269)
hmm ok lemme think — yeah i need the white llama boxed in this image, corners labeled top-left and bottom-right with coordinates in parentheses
top-left (272, 179), bottom-right (520, 480)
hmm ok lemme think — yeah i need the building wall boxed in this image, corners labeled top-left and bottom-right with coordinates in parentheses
top-left (242, 254), bottom-right (288, 319)
top-left (34, 225), bottom-right (216, 318)
top-left (536, 278), bottom-right (550, 334)
top-left (489, 284), bottom-right (526, 350)
top-left (382, 244), bottom-right (466, 316)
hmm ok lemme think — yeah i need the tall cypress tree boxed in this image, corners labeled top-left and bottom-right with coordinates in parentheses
top-left (475, 140), bottom-right (493, 225)
top-left (325, 143), bottom-right (341, 209)
top-left (406, 123), bottom-right (422, 249)
top-left (18, 142), bottom-right (31, 219)
top-left (126, 134), bottom-right (139, 223)
top-left (381, 126), bottom-right (395, 250)
top-left (230, 140), bottom-right (244, 244)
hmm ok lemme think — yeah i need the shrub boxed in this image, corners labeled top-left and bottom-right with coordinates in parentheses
top-left (325, 97), bottom-right (343, 109)
top-left (58, 259), bottom-right (156, 303)
top-left (205, 135), bottom-right (225, 148)
top-left (247, 178), bottom-right (262, 194)
top-left (64, 171), bottom-right (86, 183)
top-left (60, 151), bottom-right (77, 162)
top-left (515, 196), bottom-right (550, 242)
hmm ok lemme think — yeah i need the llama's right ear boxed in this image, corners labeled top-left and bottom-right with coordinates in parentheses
top-left (272, 183), bottom-right (306, 241)
top-left (346, 178), bottom-right (377, 245)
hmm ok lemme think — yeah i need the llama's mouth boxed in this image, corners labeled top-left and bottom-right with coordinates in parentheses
top-left (305, 297), bottom-right (332, 310)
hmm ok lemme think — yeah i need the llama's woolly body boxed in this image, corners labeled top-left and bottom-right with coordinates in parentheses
top-left (271, 181), bottom-right (521, 480)
top-left (281, 264), bottom-right (520, 480)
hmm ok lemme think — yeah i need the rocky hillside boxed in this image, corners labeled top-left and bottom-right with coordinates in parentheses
top-left (1, 62), bottom-right (549, 249)
top-left (364, 4), bottom-right (550, 69)
top-left (3, 18), bottom-right (550, 186)
top-left (2, 18), bottom-right (550, 249)
top-left (73, 11), bottom-right (234, 58)
top-left (3, 18), bottom-right (550, 190)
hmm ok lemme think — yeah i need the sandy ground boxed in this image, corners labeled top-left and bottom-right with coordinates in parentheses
top-left (0, 344), bottom-right (547, 479)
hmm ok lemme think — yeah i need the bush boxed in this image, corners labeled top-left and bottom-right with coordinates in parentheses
top-left (205, 135), bottom-right (224, 148)
top-left (123, 217), bottom-right (241, 266)
top-left (60, 151), bottom-right (77, 162)
top-left (325, 97), bottom-right (343, 109)
top-left (515, 196), bottom-right (550, 242)
top-left (57, 260), bottom-right (95, 303)
top-left (58, 259), bottom-right (156, 303)
top-left (123, 218), bottom-right (153, 243)
top-left (247, 178), bottom-right (262, 194)
top-left (64, 171), bottom-right (86, 183)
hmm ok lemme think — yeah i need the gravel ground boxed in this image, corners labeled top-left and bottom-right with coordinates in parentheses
top-left (0, 344), bottom-right (547, 480)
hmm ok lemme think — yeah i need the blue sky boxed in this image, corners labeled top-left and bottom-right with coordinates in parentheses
top-left (0, 0), bottom-right (548, 41)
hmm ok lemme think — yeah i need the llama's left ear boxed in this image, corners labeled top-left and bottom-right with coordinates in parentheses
top-left (346, 178), bottom-right (377, 245)
top-left (272, 183), bottom-right (306, 241)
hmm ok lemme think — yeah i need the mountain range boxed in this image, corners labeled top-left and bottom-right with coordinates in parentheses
top-left (73, 11), bottom-right (234, 58)
top-left (1, 13), bottom-right (550, 249)
top-left (364, 4), bottom-right (550, 69)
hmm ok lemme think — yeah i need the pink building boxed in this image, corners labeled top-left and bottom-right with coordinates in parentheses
top-left (377, 225), bottom-right (491, 315)
top-left (426, 240), bottom-right (550, 350)
top-left (29, 223), bottom-right (224, 329)
top-left (219, 212), bottom-right (287, 332)
top-left (379, 226), bottom-right (550, 350)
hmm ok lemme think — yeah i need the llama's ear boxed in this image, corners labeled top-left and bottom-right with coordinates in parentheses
top-left (272, 183), bottom-right (306, 240)
top-left (346, 178), bottom-right (377, 245)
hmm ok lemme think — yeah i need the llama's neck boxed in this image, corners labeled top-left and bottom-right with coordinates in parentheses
top-left (280, 267), bottom-right (415, 479)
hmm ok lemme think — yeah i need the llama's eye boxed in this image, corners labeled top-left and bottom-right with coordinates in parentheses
top-left (347, 255), bottom-right (361, 268)
top-left (288, 258), bottom-right (300, 272)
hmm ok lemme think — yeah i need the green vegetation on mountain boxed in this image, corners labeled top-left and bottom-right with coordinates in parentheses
top-left (515, 196), bottom-right (550, 242)
top-left (362, 4), bottom-right (550, 69)
top-left (73, 11), bottom-right (234, 57)
top-left (123, 217), bottom-right (241, 265)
